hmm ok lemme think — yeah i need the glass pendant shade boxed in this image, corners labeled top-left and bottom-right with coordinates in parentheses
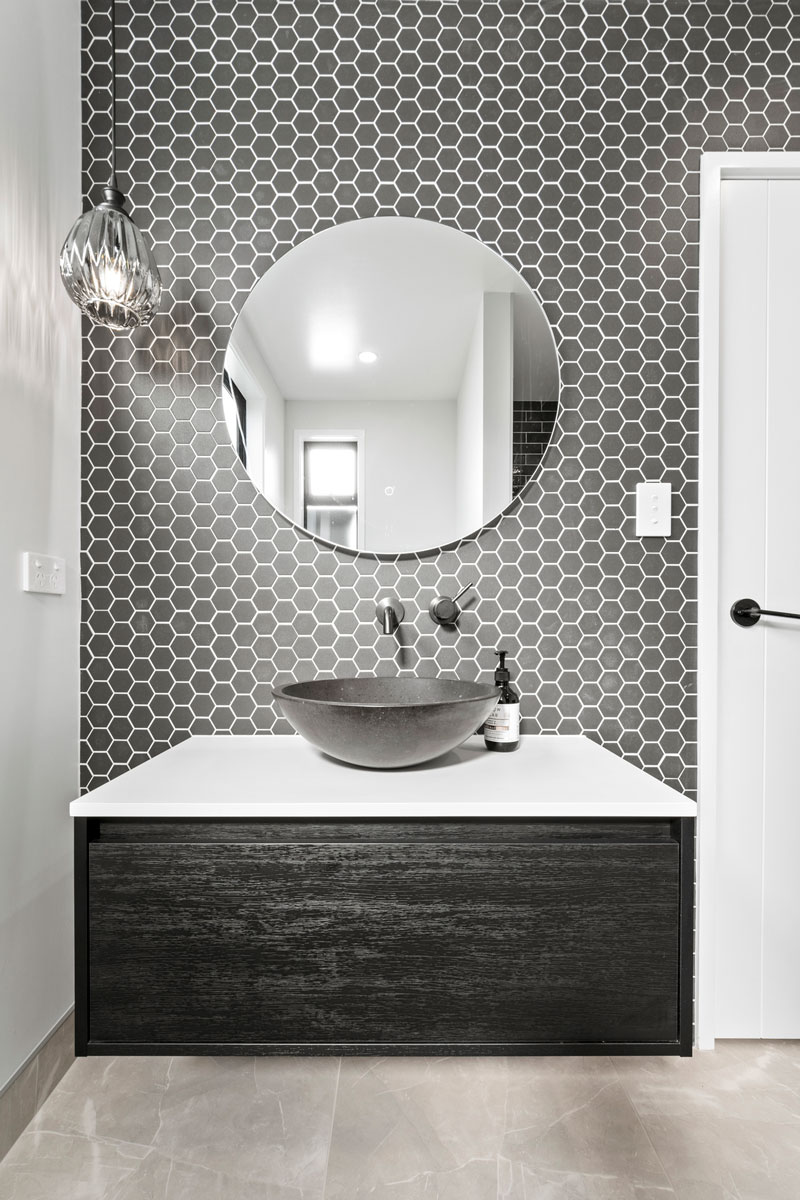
top-left (59, 185), bottom-right (162, 331)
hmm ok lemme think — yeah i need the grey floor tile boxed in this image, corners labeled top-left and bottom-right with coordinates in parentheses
top-left (0, 1130), bottom-right (150, 1199)
top-left (639, 1111), bottom-right (800, 1200)
top-left (31, 1055), bottom-right (172, 1146)
top-left (770, 1040), bottom-right (800, 1067)
top-left (334, 1156), bottom-right (500, 1200)
top-left (23, 1054), bottom-right (339, 1199)
top-left (324, 1056), bottom-right (510, 1198)
top-left (501, 1056), bottom-right (671, 1191)
top-left (149, 1056), bottom-right (338, 1194)
top-left (505, 1167), bottom-right (676, 1199)
top-left (104, 1148), bottom-right (307, 1200)
top-left (2, 1043), bottom-right (800, 1199)
top-left (612, 1040), bottom-right (800, 1126)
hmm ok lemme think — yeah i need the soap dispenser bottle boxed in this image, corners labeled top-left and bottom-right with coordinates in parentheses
top-left (484, 649), bottom-right (520, 752)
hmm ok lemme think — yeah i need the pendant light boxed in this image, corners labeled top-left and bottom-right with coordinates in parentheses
top-left (59, 0), bottom-right (161, 330)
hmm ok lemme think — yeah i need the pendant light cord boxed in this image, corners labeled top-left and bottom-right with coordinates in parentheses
top-left (109, 0), bottom-right (117, 188)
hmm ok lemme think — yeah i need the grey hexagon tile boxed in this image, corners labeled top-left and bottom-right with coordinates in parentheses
top-left (80, 0), bottom-right (799, 794)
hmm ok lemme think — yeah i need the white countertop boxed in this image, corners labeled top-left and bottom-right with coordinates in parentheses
top-left (70, 735), bottom-right (695, 818)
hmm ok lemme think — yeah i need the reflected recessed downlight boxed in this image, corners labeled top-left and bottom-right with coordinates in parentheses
top-left (358, 350), bottom-right (378, 363)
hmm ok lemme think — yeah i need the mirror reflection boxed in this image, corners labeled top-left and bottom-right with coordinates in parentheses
top-left (223, 217), bottom-right (560, 555)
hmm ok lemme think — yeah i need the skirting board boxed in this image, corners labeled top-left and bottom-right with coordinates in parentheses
top-left (0, 1009), bottom-right (75, 1162)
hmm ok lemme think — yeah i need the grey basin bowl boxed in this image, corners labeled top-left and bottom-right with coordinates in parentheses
top-left (272, 677), bottom-right (500, 769)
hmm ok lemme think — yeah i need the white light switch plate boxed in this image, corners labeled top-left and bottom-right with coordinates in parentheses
top-left (22, 552), bottom-right (66, 595)
top-left (635, 482), bottom-right (672, 537)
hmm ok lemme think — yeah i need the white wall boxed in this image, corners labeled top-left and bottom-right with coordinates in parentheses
top-left (285, 399), bottom-right (457, 552)
top-left (481, 292), bottom-right (513, 521)
top-left (455, 300), bottom-right (484, 533)
top-left (0, 0), bottom-right (81, 1091)
top-left (455, 294), bottom-right (514, 532)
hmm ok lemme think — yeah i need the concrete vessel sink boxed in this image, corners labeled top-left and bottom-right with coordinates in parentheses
top-left (272, 677), bottom-right (500, 769)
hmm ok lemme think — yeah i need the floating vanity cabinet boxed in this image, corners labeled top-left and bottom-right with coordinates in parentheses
top-left (71, 736), bottom-right (695, 1056)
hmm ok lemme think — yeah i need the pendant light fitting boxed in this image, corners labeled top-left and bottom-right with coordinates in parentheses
top-left (59, 0), bottom-right (161, 330)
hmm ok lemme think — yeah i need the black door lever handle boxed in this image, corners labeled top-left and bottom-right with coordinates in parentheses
top-left (730, 598), bottom-right (800, 627)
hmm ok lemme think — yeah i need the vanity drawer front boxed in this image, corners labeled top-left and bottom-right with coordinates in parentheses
top-left (87, 837), bottom-right (680, 1049)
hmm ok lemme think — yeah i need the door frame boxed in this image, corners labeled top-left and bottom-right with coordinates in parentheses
top-left (697, 152), bottom-right (800, 1049)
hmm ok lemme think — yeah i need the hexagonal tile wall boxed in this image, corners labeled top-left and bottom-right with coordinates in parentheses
top-left (79, 1), bottom-right (799, 794)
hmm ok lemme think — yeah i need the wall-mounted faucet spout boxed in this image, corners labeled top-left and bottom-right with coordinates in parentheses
top-left (375, 595), bottom-right (405, 635)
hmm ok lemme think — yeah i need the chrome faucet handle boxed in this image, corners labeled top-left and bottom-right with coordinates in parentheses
top-left (375, 595), bottom-right (405, 635)
top-left (428, 581), bottom-right (476, 627)
top-left (452, 580), bottom-right (475, 603)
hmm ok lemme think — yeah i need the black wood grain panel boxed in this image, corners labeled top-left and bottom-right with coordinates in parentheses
top-left (88, 839), bottom-right (680, 1047)
top-left (94, 818), bottom-right (676, 844)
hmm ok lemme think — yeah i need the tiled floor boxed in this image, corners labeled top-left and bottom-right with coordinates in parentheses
top-left (0, 1043), bottom-right (798, 1199)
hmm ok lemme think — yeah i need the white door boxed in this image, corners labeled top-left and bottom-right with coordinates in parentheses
top-left (715, 177), bottom-right (800, 1038)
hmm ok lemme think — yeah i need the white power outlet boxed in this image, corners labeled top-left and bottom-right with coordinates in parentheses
top-left (22, 552), bottom-right (66, 595)
top-left (635, 482), bottom-right (672, 537)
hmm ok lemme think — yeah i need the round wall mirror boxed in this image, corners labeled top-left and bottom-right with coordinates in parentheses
top-left (223, 217), bottom-right (560, 556)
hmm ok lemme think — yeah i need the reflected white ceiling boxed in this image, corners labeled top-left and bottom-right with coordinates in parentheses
top-left (230, 217), bottom-right (534, 404)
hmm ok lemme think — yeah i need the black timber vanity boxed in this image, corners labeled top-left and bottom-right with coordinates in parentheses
top-left (71, 736), bottom-right (696, 1057)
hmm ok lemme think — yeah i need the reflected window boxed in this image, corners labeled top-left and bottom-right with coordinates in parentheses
top-left (222, 370), bottom-right (247, 467)
top-left (302, 438), bottom-right (359, 549)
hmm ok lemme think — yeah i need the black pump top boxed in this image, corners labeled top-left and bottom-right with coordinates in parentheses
top-left (494, 649), bottom-right (511, 684)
